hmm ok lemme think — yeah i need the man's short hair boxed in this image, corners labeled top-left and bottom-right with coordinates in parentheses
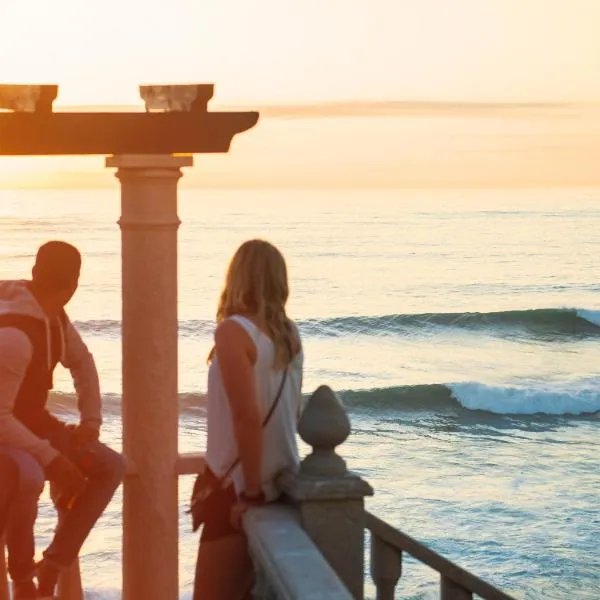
top-left (33, 241), bottom-right (81, 291)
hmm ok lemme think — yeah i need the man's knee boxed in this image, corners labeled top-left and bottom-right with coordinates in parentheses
top-left (92, 443), bottom-right (126, 486)
top-left (18, 464), bottom-right (45, 499)
top-left (1, 450), bottom-right (45, 499)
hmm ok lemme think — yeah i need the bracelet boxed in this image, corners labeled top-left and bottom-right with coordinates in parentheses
top-left (239, 490), bottom-right (266, 505)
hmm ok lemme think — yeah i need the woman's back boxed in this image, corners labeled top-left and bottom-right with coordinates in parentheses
top-left (205, 314), bottom-right (303, 499)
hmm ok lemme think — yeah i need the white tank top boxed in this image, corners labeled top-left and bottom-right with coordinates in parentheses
top-left (204, 315), bottom-right (303, 500)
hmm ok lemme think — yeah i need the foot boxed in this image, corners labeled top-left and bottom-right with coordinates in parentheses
top-left (35, 560), bottom-right (59, 598)
top-left (12, 578), bottom-right (37, 599)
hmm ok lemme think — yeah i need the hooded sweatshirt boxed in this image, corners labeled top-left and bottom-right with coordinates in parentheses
top-left (0, 280), bottom-right (102, 466)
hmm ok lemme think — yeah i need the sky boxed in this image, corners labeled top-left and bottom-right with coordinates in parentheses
top-left (0, 0), bottom-right (599, 188)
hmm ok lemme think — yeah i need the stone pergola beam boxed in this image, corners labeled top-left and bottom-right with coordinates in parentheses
top-left (0, 111), bottom-right (258, 155)
top-left (0, 83), bottom-right (258, 155)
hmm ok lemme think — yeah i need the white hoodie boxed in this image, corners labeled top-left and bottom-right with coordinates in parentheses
top-left (0, 280), bottom-right (102, 466)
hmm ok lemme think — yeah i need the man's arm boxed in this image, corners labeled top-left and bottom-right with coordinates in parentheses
top-left (0, 328), bottom-right (59, 466)
top-left (62, 320), bottom-right (102, 430)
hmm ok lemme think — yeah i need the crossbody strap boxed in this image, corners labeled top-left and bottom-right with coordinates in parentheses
top-left (218, 366), bottom-right (289, 485)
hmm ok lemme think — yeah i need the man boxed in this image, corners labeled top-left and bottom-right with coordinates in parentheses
top-left (0, 241), bottom-right (124, 599)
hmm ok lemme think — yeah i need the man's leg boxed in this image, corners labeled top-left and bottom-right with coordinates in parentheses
top-left (0, 452), bottom-right (19, 536)
top-left (42, 431), bottom-right (124, 570)
top-left (0, 448), bottom-right (45, 590)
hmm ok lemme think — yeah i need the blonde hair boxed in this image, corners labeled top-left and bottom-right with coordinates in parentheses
top-left (209, 239), bottom-right (294, 369)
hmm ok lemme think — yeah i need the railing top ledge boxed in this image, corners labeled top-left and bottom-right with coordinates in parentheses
top-left (244, 505), bottom-right (354, 600)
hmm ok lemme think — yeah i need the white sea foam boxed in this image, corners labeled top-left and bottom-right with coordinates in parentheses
top-left (577, 308), bottom-right (600, 328)
top-left (449, 381), bottom-right (600, 415)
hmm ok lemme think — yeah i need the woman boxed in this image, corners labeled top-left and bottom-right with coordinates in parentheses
top-left (193, 239), bottom-right (304, 600)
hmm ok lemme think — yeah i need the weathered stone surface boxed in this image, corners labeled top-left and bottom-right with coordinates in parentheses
top-left (278, 470), bottom-right (373, 501)
top-left (298, 386), bottom-right (350, 477)
top-left (107, 154), bottom-right (192, 600)
top-left (0, 84), bottom-right (57, 112)
top-left (244, 505), bottom-right (353, 600)
top-left (139, 84), bottom-right (214, 113)
top-left (370, 534), bottom-right (403, 600)
top-left (281, 385), bottom-right (374, 599)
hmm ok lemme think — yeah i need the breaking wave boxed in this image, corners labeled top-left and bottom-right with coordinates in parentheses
top-left (48, 379), bottom-right (600, 417)
top-left (73, 308), bottom-right (600, 341)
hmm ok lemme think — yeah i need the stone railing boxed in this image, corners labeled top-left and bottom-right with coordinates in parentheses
top-left (244, 385), bottom-right (518, 600)
top-left (245, 506), bottom-right (352, 600)
top-left (365, 512), bottom-right (516, 600)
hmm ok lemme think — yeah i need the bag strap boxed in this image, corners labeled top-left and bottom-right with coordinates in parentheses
top-left (218, 366), bottom-right (289, 485)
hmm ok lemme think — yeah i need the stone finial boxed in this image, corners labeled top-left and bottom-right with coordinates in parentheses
top-left (139, 84), bottom-right (214, 113)
top-left (0, 84), bottom-right (57, 113)
top-left (298, 385), bottom-right (351, 477)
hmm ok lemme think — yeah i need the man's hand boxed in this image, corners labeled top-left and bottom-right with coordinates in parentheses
top-left (71, 423), bottom-right (100, 447)
top-left (45, 454), bottom-right (86, 510)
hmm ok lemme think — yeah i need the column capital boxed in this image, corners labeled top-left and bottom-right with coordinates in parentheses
top-left (106, 154), bottom-right (194, 170)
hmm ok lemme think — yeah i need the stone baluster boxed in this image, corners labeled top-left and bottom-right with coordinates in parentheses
top-left (370, 533), bottom-right (403, 600)
top-left (441, 577), bottom-right (473, 600)
top-left (278, 385), bottom-right (374, 599)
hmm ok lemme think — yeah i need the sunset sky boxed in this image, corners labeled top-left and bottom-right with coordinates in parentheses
top-left (1, 0), bottom-right (599, 188)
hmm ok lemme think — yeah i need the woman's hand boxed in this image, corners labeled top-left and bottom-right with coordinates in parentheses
top-left (230, 490), bottom-right (267, 531)
top-left (230, 501), bottom-right (250, 531)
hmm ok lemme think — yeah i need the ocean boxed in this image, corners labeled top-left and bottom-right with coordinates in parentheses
top-left (0, 186), bottom-right (599, 599)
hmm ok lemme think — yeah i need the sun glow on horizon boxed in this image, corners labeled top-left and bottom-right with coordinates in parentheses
top-left (1, 0), bottom-right (599, 189)
top-left (1, 106), bottom-right (600, 191)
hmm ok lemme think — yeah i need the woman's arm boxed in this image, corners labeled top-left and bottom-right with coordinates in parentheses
top-left (290, 321), bottom-right (303, 422)
top-left (214, 319), bottom-right (262, 495)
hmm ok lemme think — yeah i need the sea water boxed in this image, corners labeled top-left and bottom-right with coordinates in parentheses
top-left (0, 187), bottom-right (598, 599)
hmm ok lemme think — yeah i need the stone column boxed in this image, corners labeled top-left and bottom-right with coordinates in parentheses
top-left (278, 386), bottom-right (374, 599)
top-left (106, 154), bottom-right (192, 600)
top-left (0, 539), bottom-right (8, 600)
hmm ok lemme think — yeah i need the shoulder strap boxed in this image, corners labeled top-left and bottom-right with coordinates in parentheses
top-left (219, 367), bottom-right (288, 484)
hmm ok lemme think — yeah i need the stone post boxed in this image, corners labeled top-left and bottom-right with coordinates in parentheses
top-left (278, 386), bottom-right (374, 599)
top-left (106, 154), bottom-right (192, 600)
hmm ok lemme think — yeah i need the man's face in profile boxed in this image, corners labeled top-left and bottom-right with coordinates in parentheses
top-left (59, 270), bottom-right (80, 307)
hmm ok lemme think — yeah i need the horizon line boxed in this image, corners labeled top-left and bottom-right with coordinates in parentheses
top-left (45, 99), bottom-right (600, 119)
top-left (2, 181), bottom-right (599, 192)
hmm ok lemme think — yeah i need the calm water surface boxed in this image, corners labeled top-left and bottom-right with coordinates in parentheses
top-left (0, 187), bottom-right (598, 599)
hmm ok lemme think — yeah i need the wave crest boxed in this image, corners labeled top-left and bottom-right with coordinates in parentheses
top-left (73, 308), bottom-right (600, 340)
top-left (48, 380), bottom-right (600, 418)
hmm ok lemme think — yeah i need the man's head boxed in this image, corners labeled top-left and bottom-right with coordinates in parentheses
top-left (31, 241), bottom-right (81, 313)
